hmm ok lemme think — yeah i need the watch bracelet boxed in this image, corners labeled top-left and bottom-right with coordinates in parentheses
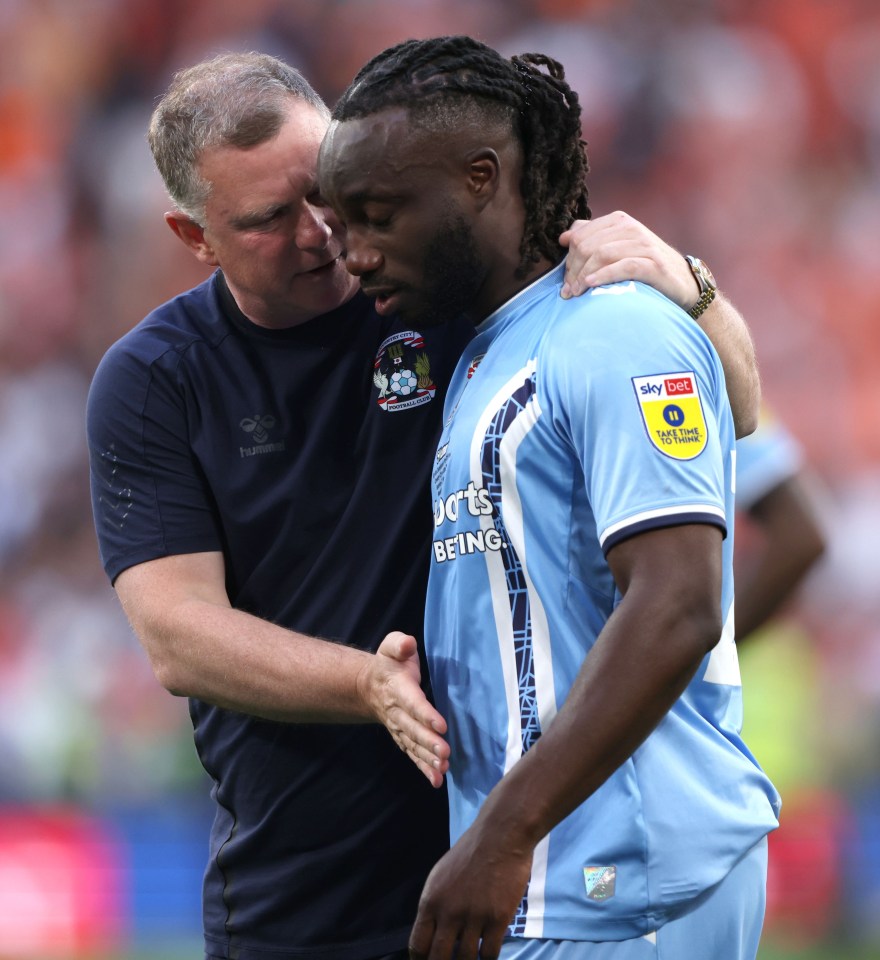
top-left (687, 286), bottom-right (717, 320)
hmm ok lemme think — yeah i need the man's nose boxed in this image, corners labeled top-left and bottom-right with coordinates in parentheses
top-left (343, 233), bottom-right (382, 277)
top-left (296, 202), bottom-right (333, 249)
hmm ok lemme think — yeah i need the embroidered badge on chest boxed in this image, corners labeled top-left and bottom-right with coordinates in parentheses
top-left (632, 371), bottom-right (708, 460)
top-left (373, 331), bottom-right (436, 411)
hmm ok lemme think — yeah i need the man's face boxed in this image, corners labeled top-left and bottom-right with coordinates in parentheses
top-left (194, 99), bottom-right (357, 328)
top-left (318, 107), bottom-right (489, 326)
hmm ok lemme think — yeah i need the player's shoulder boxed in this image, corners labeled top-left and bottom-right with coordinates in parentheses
top-left (543, 280), bottom-right (697, 356)
top-left (583, 279), bottom-right (685, 325)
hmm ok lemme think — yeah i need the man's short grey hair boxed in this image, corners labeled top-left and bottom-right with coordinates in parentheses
top-left (148, 51), bottom-right (329, 224)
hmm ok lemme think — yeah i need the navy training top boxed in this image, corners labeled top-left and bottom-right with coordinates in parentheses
top-left (86, 271), bottom-right (474, 960)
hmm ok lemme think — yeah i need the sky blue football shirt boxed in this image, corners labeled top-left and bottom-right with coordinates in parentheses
top-left (424, 264), bottom-right (780, 942)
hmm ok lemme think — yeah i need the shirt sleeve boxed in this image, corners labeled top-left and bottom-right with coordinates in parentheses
top-left (734, 410), bottom-right (804, 510)
top-left (86, 336), bottom-right (223, 583)
top-left (543, 283), bottom-right (733, 556)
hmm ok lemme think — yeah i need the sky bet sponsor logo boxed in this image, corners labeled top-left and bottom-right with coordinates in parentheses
top-left (664, 375), bottom-right (694, 395)
top-left (632, 371), bottom-right (708, 461)
top-left (639, 375), bottom-right (693, 397)
top-left (432, 481), bottom-right (507, 562)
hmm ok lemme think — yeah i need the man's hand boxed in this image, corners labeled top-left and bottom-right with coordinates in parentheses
top-left (409, 816), bottom-right (533, 960)
top-left (559, 210), bottom-right (760, 436)
top-left (357, 631), bottom-right (450, 787)
top-left (559, 210), bottom-right (698, 309)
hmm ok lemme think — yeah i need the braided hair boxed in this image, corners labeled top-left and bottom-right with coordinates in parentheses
top-left (333, 35), bottom-right (591, 278)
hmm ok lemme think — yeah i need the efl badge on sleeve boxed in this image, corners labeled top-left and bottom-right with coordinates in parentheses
top-left (583, 865), bottom-right (616, 902)
top-left (632, 371), bottom-right (708, 460)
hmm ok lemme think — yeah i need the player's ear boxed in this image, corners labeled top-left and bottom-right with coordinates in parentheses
top-left (465, 148), bottom-right (501, 211)
top-left (164, 211), bottom-right (219, 266)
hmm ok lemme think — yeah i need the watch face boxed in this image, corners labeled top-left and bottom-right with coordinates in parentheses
top-left (688, 255), bottom-right (717, 292)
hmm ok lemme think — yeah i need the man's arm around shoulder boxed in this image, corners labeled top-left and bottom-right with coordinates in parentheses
top-left (560, 211), bottom-right (760, 437)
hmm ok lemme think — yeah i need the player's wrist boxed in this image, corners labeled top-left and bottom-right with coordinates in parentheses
top-left (478, 777), bottom-right (548, 851)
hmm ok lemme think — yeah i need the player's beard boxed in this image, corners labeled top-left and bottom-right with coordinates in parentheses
top-left (407, 212), bottom-right (486, 328)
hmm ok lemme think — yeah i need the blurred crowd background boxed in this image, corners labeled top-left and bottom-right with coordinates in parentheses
top-left (1, 0), bottom-right (879, 957)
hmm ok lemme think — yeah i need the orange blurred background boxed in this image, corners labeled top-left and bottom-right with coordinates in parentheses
top-left (1, 1), bottom-right (878, 956)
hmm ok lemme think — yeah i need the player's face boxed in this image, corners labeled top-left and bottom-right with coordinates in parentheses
top-left (195, 99), bottom-right (357, 329)
top-left (318, 108), bottom-right (489, 326)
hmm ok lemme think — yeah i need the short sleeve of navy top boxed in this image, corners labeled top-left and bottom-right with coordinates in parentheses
top-left (86, 271), bottom-right (475, 960)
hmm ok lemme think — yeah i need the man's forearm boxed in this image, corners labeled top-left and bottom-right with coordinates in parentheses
top-left (117, 552), bottom-right (386, 723)
top-left (694, 293), bottom-right (760, 438)
top-left (116, 551), bottom-right (450, 784)
top-left (142, 597), bottom-right (378, 722)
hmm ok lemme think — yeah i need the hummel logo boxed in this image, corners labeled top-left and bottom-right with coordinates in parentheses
top-left (240, 415), bottom-right (276, 444)
top-left (239, 415), bottom-right (285, 458)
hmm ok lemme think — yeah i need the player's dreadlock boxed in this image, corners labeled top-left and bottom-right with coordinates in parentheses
top-left (332, 35), bottom-right (591, 278)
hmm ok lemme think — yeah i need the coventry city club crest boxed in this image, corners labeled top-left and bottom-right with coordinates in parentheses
top-left (632, 371), bottom-right (708, 460)
top-left (373, 331), bottom-right (436, 411)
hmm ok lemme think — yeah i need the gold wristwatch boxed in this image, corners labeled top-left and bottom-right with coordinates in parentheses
top-left (684, 255), bottom-right (717, 319)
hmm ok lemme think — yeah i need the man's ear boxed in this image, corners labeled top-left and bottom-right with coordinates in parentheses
top-left (465, 148), bottom-right (501, 211)
top-left (164, 212), bottom-right (219, 266)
